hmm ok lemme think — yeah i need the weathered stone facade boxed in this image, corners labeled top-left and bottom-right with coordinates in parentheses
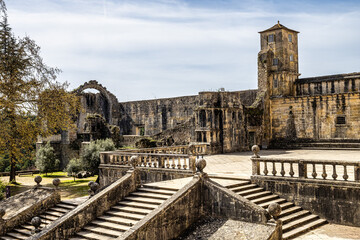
top-left (49, 22), bottom-right (359, 162)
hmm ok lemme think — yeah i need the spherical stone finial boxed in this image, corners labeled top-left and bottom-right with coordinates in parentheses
top-left (34, 176), bottom-right (42, 186)
top-left (130, 155), bottom-right (139, 169)
top-left (52, 178), bottom-right (61, 189)
top-left (251, 145), bottom-right (260, 158)
top-left (268, 202), bottom-right (281, 219)
top-left (88, 181), bottom-right (99, 197)
top-left (0, 208), bottom-right (5, 220)
top-left (195, 156), bottom-right (207, 173)
top-left (31, 216), bottom-right (42, 232)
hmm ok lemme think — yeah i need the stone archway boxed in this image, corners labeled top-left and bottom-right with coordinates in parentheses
top-left (75, 80), bottom-right (113, 124)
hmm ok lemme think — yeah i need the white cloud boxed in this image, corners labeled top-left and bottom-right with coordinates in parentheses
top-left (5, 0), bottom-right (360, 101)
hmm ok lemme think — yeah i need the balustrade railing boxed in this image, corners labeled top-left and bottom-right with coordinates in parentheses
top-left (100, 151), bottom-right (196, 172)
top-left (252, 157), bottom-right (360, 182)
top-left (115, 143), bottom-right (210, 156)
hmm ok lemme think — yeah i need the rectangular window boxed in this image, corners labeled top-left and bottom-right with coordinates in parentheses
top-left (314, 83), bottom-right (322, 94)
top-left (288, 34), bottom-right (292, 42)
top-left (273, 58), bottom-right (279, 65)
top-left (336, 116), bottom-right (346, 125)
top-left (290, 54), bottom-right (294, 62)
top-left (273, 78), bottom-right (278, 88)
top-left (268, 34), bottom-right (275, 43)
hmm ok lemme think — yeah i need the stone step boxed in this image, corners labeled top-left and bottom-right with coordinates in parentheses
top-left (56, 203), bottom-right (76, 210)
top-left (21, 224), bottom-right (35, 231)
top-left (130, 192), bottom-right (171, 200)
top-left (279, 206), bottom-right (302, 218)
top-left (96, 215), bottom-right (137, 226)
top-left (111, 205), bottom-right (152, 215)
top-left (83, 225), bottom-right (124, 238)
top-left (76, 231), bottom-right (116, 240)
top-left (69, 237), bottom-right (88, 240)
top-left (106, 210), bottom-right (145, 220)
top-left (92, 219), bottom-right (132, 231)
top-left (123, 196), bottom-right (163, 205)
top-left (258, 198), bottom-right (288, 209)
top-left (40, 214), bottom-right (58, 221)
top-left (229, 184), bottom-right (258, 193)
top-left (137, 187), bottom-right (177, 196)
top-left (49, 207), bottom-right (70, 213)
top-left (251, 194), bottom-right (279, 204)
top-left (12, 228), bottom-right (32, 236)
top-left (279, 210), bottom-right (310, 224)
top-left (0, 236), bottom-right (18, 240)
top-left (244, 191), bottom-right (272, 200)
top-left (118, 201), bottom-right (158, 210)
top-left (4, 232), bottom-right (28, 240)
top-left (237, 187), bottom-right (265, 196)
top-left (60, 200), bottom-right (79, 207)
top-left (45, 210), bottom-right (64, 217)
top-left (282, 218), bottom-right (327, 240)
top-left (141, 184), bottom-right (179, 192)
top-left (282, 214), bottom-right (320, 232)
top-left (279, 202), bottom-right (295, 211)
top-left (220, 181), bottom-right (251, 189)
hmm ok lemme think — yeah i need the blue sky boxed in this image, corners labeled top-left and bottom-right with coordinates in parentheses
top-left (5, 0), bottom-right (360, 101)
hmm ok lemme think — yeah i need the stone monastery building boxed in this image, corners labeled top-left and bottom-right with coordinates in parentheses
top-left (48, 22), bottom-right (360, 164)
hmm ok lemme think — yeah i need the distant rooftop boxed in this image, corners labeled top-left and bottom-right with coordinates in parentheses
top-left (259, 21), bottom-right (299, 34)
top-left (295, 72), bottom-right (360, 84)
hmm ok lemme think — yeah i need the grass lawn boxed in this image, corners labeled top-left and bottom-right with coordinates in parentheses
top-left (1, 171), bottom-right (97, 200)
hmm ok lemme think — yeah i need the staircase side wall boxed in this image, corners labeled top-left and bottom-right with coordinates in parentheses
top-left (252, 176), bottom-right (360, 227)
top-left (119, 177), bottom-right (203, 240)
top-left (30, 169), bottom-right (141, 240)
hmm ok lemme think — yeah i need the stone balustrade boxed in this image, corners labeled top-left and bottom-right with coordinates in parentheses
top-left (100, 152), bottom-right (196, 172)
top-left (115, 143), bottom-right (210, 156)
top-left (251, 157), bottom-right (360, 182)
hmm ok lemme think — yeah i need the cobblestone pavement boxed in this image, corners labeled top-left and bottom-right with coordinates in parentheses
top-left (205, 149), bottom-right (360, 240)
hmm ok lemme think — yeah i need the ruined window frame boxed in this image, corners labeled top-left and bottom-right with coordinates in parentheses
top-left (272, 58), bottom-right (279, 66)
top-left (290, 54), bottom-right (294, 62)
top-left (268, 34), bottom-right (275, 43)
top-left (336, 115), bottom-right (346, 125)
top-left (288, 34), bottom-right (292, 42)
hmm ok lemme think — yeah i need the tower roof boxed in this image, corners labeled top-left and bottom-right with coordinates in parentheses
top-left (259, 21), bottom-right (299, 34)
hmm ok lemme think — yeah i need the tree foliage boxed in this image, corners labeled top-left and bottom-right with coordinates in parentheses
top-left (66, 158), bottom-right (82, 181)
top-left (0, 1), bottom-right (79, 182)
top-left (81, 139), bottom-right (115, 174)
top-left (0, 179), bottom-right (5, 200)
top-left (35, 142), bottom-right (59, 176)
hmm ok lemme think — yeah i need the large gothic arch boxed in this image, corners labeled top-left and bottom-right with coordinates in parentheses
top-left (75, 80), bottom-right (113, 124)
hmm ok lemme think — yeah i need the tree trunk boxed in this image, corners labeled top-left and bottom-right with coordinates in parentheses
top-left (9, 157), bottom-right (16, 183)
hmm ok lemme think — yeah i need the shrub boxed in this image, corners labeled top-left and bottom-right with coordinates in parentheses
top-left (81, 138), bottom-right (115, 175)
top-left (66, 158), bottom-right (82, 181)
top-left (35, 142), bottom-right (60, 176)
top-left (0, 179), bottom-right (6, 200)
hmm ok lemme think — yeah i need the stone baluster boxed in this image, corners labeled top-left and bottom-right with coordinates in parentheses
top-left (322, 164), bottom-right (327, 179)
top-left (332, 164), bottom-right (338, 180)
top-left (264, 162), bottom-right (268, 176)
top-left (183, 156), bottom-right (189, 170)
top-left (343, 165), bottom-right (349, 181)
top-left (354, 164), bottom-right (360, 182)
top-left (272, 162), bottom-right (277, 176)
top-left (298, 160), bottom-right (307, 178)
top-left (312, 163), bottom-right (317, 179)
top-left (177, 157), bottom-right (182, 169)
top-left (251, 145), bottom-right (260, 176)
top-left (171, 156), bottom-right (176, 169)
top-left (289, 162), bottom-right (295, 177)
top-left (280, 162), bottom-right (285, 177)
top-left (166, 157), bottom-right (170, 168)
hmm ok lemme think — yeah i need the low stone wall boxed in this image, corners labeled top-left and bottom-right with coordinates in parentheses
top-left (30, 169), bottom-right (141, 240)
top-left (119, 176), bottom-right (203, 240)
top-left (0, 187), bottom-right (60, 235)
top-left (203, 178), bottom-right (270, 224)
top-left (252, 176), bottom-right (360, 227)
top-left (99, 164), bottom-right (193, 187)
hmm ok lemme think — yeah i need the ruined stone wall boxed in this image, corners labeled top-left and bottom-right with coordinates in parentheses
top-left (119, 95), bottom-right (199, 136)
top-left (270, 92), bottom-right (360, 141)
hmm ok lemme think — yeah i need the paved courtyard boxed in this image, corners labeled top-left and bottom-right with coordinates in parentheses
top-left (205, 149), bottom-right (360, 240)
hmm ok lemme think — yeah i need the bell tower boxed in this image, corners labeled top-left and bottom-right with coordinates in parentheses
top-left (258, 21), bottom-right (300, 96)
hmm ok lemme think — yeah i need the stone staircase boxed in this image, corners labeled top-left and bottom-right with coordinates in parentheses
top-left (0, 200), bottom-right (79, 240)
top-left (211, 177), bottom-right (327, 240)
top-left (69, 183), bottom-right (181, 239)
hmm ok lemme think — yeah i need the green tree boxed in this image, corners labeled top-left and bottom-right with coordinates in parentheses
top-left (0, 179), bottom-right (5, 200)
top-left (66, 158), bottom-right (82, 181)
top-left (35, 142), bottom-right (60, 176)
top-left (82, 139), bottom-right (115, 175)
top-left (0, 1), bottom-right (79, 182)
